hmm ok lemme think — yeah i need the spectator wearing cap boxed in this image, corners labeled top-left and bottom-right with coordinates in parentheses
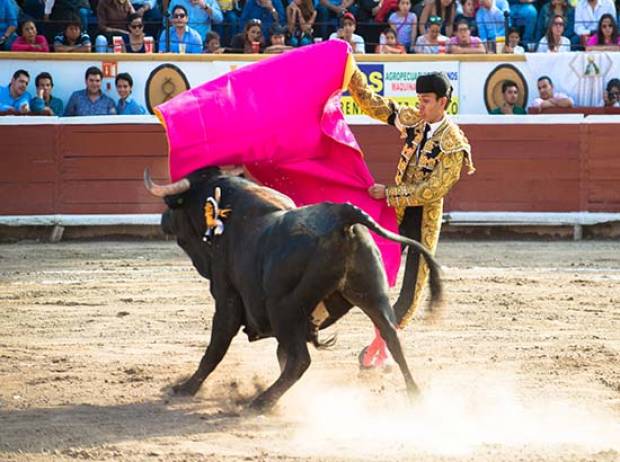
top-left (64, 67), bottom-right (117, 116)
top-left (0, 0), bottom-right (18, 50)
top-left (264, 23), bottom-right (293, 52)
top-left (159, 5), bottom-right (204, 52)
top-left (448, 18), bottom-right (485, 52)
top-left (11, 20), bottom-right (50, 52)
top-left (115, 73), bottom-right (146, 115)
top-left (240, 0), bottom-right (286, 40)
top-left (0, 69), bottom-right (32, 114)
top-left (489, 80), bottom-right (526, 114)
top-left (419, 0), bottom-right (457, 37)
top-left (529, 75), bottom-right (574, 112)
top-left (476, 0), bottom-right (509, 50)
top-left (413, 15), bottom-right (448, 52)
top-left (53, 15), bottom-right (92, 52)
top-left (230, 18), bottom-right (265, 51)
top-left (167, 0), bottom-right (223, 42)
top-left (30, 72), bottom-right (64, 116)
top-left (329, 11), bottom-right (365, 53)
top-left (317, 0), bottom-right (358, 39)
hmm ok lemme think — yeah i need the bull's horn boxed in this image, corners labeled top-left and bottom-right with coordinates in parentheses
top-left (143, 168), bottom-right (191, 197)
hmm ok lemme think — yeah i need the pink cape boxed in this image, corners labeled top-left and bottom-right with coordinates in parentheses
top-left (156, 41), bottom-right (401, 285)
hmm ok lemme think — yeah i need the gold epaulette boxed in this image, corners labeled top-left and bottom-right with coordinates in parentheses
top-left (440, 120), bottom-right (476, 175)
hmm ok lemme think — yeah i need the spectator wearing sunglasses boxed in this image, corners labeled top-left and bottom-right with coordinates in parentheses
top-left (166, 0), bottom-right (223, 42)
top-left (586, 13), bottom-right (620, 50)
top-left (124, 12), bottom-right (147, 52)
top-left (240, 0), bottom-right (286, 39)
top-left (159, 4), bottom-right (204, 52)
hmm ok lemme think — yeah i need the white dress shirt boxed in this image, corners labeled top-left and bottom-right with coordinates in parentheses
top-left (574, 0), bottom-right (617, 36)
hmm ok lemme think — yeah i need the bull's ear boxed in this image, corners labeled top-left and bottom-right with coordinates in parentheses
top-left (214, 187), bottom-right (221, 202)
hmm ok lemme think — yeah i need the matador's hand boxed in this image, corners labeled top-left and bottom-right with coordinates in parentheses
top-left (368, 184), bottom-right (386, 199)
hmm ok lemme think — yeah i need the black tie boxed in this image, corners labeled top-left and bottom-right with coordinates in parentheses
top-left (416, 124), bottom-right (431, 162)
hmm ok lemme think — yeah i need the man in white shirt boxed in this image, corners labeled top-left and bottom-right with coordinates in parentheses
top-left (329, 11), bottom-right (365, 53)
top-left (530, 75), bottom-right (574, 111)
top-left (574, 0), bottom-right (617, 39)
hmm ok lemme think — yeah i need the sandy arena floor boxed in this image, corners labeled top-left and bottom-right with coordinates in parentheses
top-left (0, 240), bottom-right (619, 462)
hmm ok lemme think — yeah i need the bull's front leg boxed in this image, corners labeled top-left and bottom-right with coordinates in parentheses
top-left (173, 294), bottom-right (243, 396)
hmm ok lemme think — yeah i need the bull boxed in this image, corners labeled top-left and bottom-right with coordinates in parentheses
top-left (144, 166), bottom-right (443, 411)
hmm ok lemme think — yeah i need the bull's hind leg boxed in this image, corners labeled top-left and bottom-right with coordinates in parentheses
top-left (173, 295), bottom-right (243, 396)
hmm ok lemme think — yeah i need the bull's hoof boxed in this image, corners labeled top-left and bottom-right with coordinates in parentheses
top-left (172, 380), bottom-right (200, 396)
top-left (248, 397), bottom-right (274, 414)
top-left (358, 346), bottom-right (373, 370)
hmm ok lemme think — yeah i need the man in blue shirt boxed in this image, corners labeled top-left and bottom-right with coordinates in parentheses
top-left (476, 0), bottom-right (509, 48)
top-left (115, 72), bottom-right (146, 115)
top-left (166, 0), bottom-right (222, 41)
top-left (30, 72), bottom-right (64, 116)
top-left (240, 0), bottom-right (285, 40)
top-left (0, 69), bottom-right (32, 114)
top-left (64, 66), bottom-right (116, 116)
top-left (159, 4), bottom-right (204, 52)
top-left (0, 0), bottom-right (18, 50)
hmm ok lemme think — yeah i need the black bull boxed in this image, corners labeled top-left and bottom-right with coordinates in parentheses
top-left (144, 167), bottom-right (443, 411)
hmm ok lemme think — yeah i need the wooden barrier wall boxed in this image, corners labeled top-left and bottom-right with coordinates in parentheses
top-left (1, 121), bottom-right (619, 215)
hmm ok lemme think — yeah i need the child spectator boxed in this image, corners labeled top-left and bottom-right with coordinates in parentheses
top-left (286, 0), bottom-right (316, 47)
top-left (507, 0), bottom-right (537, 48)
top-left (586, 13), bottom-right (620, 50)
top-left (64, 66), bottom-right (117, 116)
top-left (115, 72), bottom-right (146, 114)
top-left (418, 0), bottom-right (457, 37)
top-left (123, 13), bottom-right (147, 52)
top-left (388, 0), bottom-right (417, 52)
top-left (377, 26), bottom-right (406, 53)
top-left (264, 23), bottom-right (292, 52)
top-left (53, 15), bottom-right (92, 52)
top-left (230, 18), bottom-right (264, 52)
top-left (204, 30), bottom-right (224, 52)
top-left (504, 26), bottom-right (525, 53)
top-left (413, 14), bottom-right (447, 53)
top-left (329, 11), bottom-right (365, 53)
top-left (448, 18), bottom-right (485, 52)
top-left (0, 69), bottom-right (31, 114)
top-left (11, 20), bottom-right (50, 52)
top-left (537, 14), bottom-right (571, 51)
top-left (30, 72), bottom-right (64, 115)
top-left (159, 5), bottom-right (204, 53)
top-left (454, 0), bottom-right (478, 36)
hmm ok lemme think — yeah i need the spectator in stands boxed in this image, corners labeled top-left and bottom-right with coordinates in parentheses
top-left (204, 30), bottom-right (224, 51)
top-left (168, 0), bottom-right (223, 42)
top-left (358, 0), bottom-right (385, 25)
top-left (64, 66), bottom-right (117, 116)
top-left (454, 0), bottom-right (478, 36)
top-left (490, 80), bottom-right (526, 114)
top-left (213, 0), bottom-right (239, 46)
top-left (574, 0), bottom-right (616, 43)
top-left (329, 11), bottom-right (365, 52)
top-left (317, 0), bottom-right (356, 39)
top-left (413, 14), bottom-right (447, 52)
top-left (159, 4), bottom-right (203, 52)
top-left (0, 0), bottom-right (18, 50)
top-left (508, 0), bottom-right (537, 47)
top-left (530, 75), bottom-right (574, 111)
top-left (377, 26), bottom-right (406, 53)
top-left (418, 0), bottom-right (457, 37)
top-left (29, 72), bottom-right (63, 115)
top-left (0, 69), bottom-right (31, 114)
top-left (374, 0), bottom-right (398, 23)
top-left (388, 0), bottom-right (417, 52)
top-left (448, 18), bottom-right (485, 52)
top-left (230, 17), bottom-right (264, 51)
top-left (476, 0), bottom-right (509, 51)
top-left (46, 0), bottom-right (92, 34)
top-left (53, 15), bottom-right (92, 51)
top-left (11, 20), bottom-right (50, 51)
top-left (240, 0), bottom-right (285, 41)
top-left (503, 26), bottom-right (525, 53)
top-left (586, 13), bottom-right (620, 49)
top-left (115, 72), bottom-right (146, 114)
top-left (604, 78), bottom-right (620, 107)
top-left (264, 22), bottom-right (292, 51)
top-left (130, 0), bottom-right (161, 37)
top-left (537, 14), bottom-right (572, 51)
top-left (123, 12), bottom-right (147, 51)
top-left (97, 0), bottom-right (135, 50)
top-left (286, 0), bottom-right (316, 46)
top-left (535, 0), bottom-right (576, 45)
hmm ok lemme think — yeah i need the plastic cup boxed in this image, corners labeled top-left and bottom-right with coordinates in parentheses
top-left (144, 36), bottom-right (154, 53)
top-left (251, 41), bottom-right (260, 53)
top-left (113, 36), bottom-right (123, 53)
top-left (178, 42), bottom-right (186, 54)
top-left (496, 36), bottom-right (505, 53)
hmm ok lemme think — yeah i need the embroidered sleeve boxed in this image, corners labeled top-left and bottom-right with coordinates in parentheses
top-left (347, 67), bottom-right (398, 124)
top-left (385, 150), bottom-right (465, 207)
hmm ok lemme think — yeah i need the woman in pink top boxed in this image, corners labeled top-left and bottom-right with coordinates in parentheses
top-left (10, 20), bottom-right (50, 52)
top-left (586, 14), bottom-right (620, 51)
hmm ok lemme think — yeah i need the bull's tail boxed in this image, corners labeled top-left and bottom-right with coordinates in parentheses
top-left (342, 203), bottom-right (443, 312)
